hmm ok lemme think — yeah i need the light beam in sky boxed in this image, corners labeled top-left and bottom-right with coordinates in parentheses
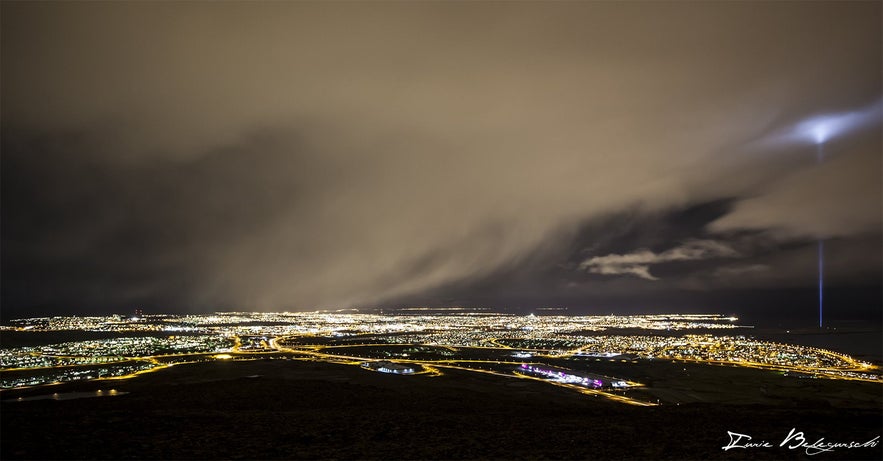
top-left (791, 101), bottom-right (882, 327)
top-left (813, 132), bottom-right (827, 328)
top-left (818, 239), bottom-right (824, 328)
top-left (818, 136), bottom-right (824, 327)
top-left (794, 101), bottom-right (882, 145)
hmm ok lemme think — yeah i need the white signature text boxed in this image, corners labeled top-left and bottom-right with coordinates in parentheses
top-left (722, 429), bottom-right (879, 456)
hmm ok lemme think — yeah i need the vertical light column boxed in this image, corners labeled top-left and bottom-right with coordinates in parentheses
top-left (816, 142), bottom-right (824, 329)
top-left (818, 240), bottom-right (823, 328)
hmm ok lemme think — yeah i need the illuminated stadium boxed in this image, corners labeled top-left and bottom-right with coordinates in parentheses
top-left (517, 364), bottom-right (629, 389)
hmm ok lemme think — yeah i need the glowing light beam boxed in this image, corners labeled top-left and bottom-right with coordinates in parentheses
top-left (818, 240), bottom-right (824, 328)
top-left (794, 101), bottom-right (881, 145)
top-left (756, 100), bottom-right (882, 150)
top-left (815, 140), bottom-right (825, 328)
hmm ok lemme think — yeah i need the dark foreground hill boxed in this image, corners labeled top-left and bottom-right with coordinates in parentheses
top-left (2, 359), bottom-right (881, 460)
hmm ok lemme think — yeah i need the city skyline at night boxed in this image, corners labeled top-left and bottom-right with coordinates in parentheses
top-left (3, 310), bottom-right (879, 391)
top-left (2, 2), bottom-right (881, 325)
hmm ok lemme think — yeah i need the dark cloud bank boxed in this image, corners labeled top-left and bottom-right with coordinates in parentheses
top-left (2, 2), bottom-right (880, 324)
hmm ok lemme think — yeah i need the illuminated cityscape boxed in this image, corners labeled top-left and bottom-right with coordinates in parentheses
top-left (2, 311), bottom-right (878, 395)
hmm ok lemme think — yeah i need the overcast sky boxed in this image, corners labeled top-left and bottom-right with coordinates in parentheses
top-left (2, 2), bottom-right (880, 322)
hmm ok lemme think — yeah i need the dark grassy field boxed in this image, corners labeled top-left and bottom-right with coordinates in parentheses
top-left (2, 358), bottom-right (881, 460)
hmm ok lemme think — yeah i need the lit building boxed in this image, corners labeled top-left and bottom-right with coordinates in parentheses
top-left (361, 361), bottom-right (416, 374)
top-left (517, 363), bottom-right (629, 389)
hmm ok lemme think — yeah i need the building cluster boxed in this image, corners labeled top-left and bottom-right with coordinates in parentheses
top-left (648, 334), bottom-right (858, 369)
top-left (1, 335), bottom-right (232, 369)
top-left (500, 334), bottom-right (872, 373)
top-left (2, 361), bottom-right (157, 388)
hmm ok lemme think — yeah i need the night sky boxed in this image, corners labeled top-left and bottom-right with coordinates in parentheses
top-left (2, 2), bottom-right (880, 323)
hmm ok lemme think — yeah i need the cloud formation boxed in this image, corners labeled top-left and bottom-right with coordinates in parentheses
top-left (579, 240), bottom-right (739, 281)
top-left (709, 145), bottom-right (881, 239)
top-left (713, 264), bottom-right (771, 278)
top-left (1, 2), bottom-right (880, 313)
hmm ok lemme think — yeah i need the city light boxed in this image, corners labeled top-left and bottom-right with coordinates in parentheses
top-left (1, 311), bottom-right (878, 392)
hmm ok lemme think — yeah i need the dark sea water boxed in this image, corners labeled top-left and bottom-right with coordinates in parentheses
top-left (748, 328), bottom-right (883, 361)
top-left (736, 311), bottom-right (883, 361)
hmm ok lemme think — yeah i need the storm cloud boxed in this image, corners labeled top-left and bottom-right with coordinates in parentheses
top-left (2, 2), bottom-right (880, 315)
